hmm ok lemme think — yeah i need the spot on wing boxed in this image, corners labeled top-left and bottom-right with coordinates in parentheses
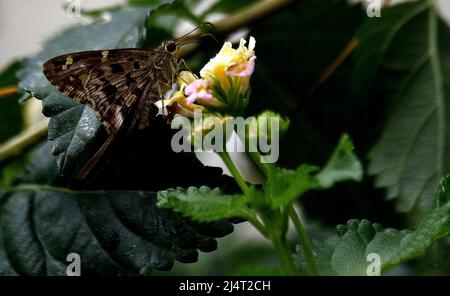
top-left (103, 84), bottom-right (117, 98)
top-left (101, 50), bottom-right (109, 63)
top-left (79, 74), bottom-right (90, 86)
top-left (132, 61), bottom-right (141, 70)
top-left (62, 56), bottom-right (74, 70)
top-left (111, 63), bottom-right (125, 73)
top-left (125, 74), bottom-right (134, 85)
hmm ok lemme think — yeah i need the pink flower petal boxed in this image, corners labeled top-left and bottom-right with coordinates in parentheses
top-left (226, 56), bottom-right (256, 77)
top-left (186, 90), bottom-right (213, 104)
top-left (184, 79), bottom-right (214, 104)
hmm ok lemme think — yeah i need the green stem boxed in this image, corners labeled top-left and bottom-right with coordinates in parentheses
top-left (280, 205), bottom-right (290, 236)
top-left (221, 138), bottom-right (297, 275)
top-left (248, 141), bottom-right (297, 274)
top-left (218, 151), bottom-right (250, 195)
top-left (288, 205), bottom-right (318, 275)
top-left (271, 233), bottom-right (297, 275)
top-left (248, 151), bottom-right (269, 175)
top-left (248, 150), bottom-right (277, 178)
top-left (242, 211), bottom-right (269, 237)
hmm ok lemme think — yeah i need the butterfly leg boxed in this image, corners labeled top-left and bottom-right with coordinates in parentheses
top-left (156, 80), bottom-right (171, 120)
top-left (78, 133), bottom-right (116, 180)
top-left (178, 58), bottom-right (193, 74)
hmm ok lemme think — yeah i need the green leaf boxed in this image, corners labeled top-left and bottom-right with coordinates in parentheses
top-left (0, 144), bottom-right (234, 275)
top-left (353, 1), bottom-right (450, 217)
top-left (29, 86), bottom-right (102, 177)
top-left (316, 134), bottom-right (363, 189)
top-left (350, 1), bottom-right (430, 91)
top-left (266, 165), bottom-right (318, 209)
top-left (267, 134), bottom-right (361, 208)
top-left (295, 175), bottom-right (450, 275)
top-left (157, 186), bottom-right (249, 222)
top-left (0, 62), bottom-right (23, 143)
top-left (0, 187), bottom-right (232, 275)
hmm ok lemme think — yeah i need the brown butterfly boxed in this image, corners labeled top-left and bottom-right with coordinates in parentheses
top-left (43, 40), bottom-right (182, 178)
top-left (43, 23), bottom-right (216, 178)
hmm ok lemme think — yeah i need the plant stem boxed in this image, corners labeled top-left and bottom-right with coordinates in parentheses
top-left (0, 120), bottom-right (48, 163)
top-left (220, 149), bottom-right (297, 275)
top-left (183, 0), bottom-right (296, 44)
top-left (302, 37), bottom-right (359, 100)
top-left (288, 205), bottom-right (318, 275)
top-left (0, 86), bottom-right (18, 99)
top-left (218, 151), bottom-right (250, 195)
top-left (242, 211), bottom-right (269, 237)
top-left (271, 233), bottom-right (297, 275)
top-left (248, 144), bottom-right (298, 274)
top-left (248, 151), bottom-right (269, 175)
top-left (213, 0), bottom-right (296, 36)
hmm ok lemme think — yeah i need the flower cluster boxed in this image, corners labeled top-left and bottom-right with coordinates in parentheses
top-left (156, 36), bottom-right (256, 119)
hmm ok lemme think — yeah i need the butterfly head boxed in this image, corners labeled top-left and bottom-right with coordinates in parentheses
top-left (162, 40), bottom-right (180, 56)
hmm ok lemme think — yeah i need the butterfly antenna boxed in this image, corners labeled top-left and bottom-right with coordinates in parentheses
top-left (179, 41), bottom-right (200, 47)
top-left (174, 22), bottom-right (216, 43)
top-left (200, 33), bottom-right (219, 43)
top-left (179, 33), bottom-right (219, 48)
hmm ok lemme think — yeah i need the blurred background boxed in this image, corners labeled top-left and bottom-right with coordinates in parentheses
top-left (0, 0), bottom-right (126, 69)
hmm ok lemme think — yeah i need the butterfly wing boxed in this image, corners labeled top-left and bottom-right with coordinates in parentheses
top-left (43, 48), bottom-right (177, 134)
